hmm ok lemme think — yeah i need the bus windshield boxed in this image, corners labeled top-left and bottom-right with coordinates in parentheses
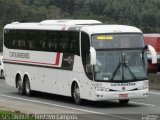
top-left (92, 34), bottom-right (147, 81)
top-left (94, 50), bottom-right (147, 81)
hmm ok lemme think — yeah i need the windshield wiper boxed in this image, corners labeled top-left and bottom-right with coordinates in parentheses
top-left (111, 62), bottom-right (121, 80)
top-left (124, 60), bottom-right (137, 80)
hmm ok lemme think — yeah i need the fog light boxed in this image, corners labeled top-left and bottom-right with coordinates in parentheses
top-left (137, 86), bottom-right (147, 90)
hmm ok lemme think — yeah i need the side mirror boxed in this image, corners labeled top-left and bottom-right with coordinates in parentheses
top-left (145, 45), bottom-right (157, 64)
top-left (90, 47), bottom-right (96, 65)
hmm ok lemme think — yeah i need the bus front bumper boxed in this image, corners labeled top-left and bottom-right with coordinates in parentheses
top-left (93, 89), bottom-right (148, 101)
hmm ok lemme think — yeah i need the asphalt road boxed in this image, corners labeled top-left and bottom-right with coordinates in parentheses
top-left (0, 79), bottom-right (160, 120)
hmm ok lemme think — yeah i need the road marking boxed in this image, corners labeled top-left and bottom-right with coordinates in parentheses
top-left (149, 91), bottom-right (160, 95)
top-left (0, 93), bottom-right (103, 114)
top-left (0, 93), bottom-right (152, 120)
top-left (130, 101), bottom-right (156, 107)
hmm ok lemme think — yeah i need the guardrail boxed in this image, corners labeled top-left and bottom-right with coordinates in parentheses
top-left (149, 73), bottom-right (160, 90)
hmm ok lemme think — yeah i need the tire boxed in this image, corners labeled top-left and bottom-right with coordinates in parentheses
top-left (72, 83), bottom-right (82, 105)
top-left (1, 71), bottom-right (4, 79)
top-left (119, 99), bottom-right (129, 105)
top-left (24, 77), bottom-right (32, 96)
top-left (17, 76), bottom-right (25, 95)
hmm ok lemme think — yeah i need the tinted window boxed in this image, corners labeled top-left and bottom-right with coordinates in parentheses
top-left (46, 32), bottom-right (58, 51)
top-left (68, 32), bottom-right (79, 55)
top-left (4, 29), bottom-right (80, 55)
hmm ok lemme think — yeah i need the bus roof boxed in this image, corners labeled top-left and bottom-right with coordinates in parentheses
top-left (39, 19), bottom-right (102, 26)
top-left (4, 20), bottom-right (142, 34)
top-left (80, 25), bottom-right (142, 35)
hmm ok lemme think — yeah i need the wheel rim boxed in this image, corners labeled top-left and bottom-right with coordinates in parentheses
top-left (17, 79), bottom-right (22, 93)
top-left (2, 71), bottom-right (4, 78)
top-left (25, 79), bottom-right (30, 94)
top-left (73, 84), bottom-right (80, 104)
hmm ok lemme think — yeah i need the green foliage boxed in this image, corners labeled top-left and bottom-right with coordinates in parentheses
top-left (0, 0), bottom-right (66, 49)
top-left (0, 110), bottom-right (37, 120)
top-left (0, 0), bottom-right (159, 44)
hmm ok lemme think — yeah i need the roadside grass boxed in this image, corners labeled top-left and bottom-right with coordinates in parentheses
top-left (0, 110), bottom-right (37, 120)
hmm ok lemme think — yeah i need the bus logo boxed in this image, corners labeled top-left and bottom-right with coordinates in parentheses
top-left (64, 56), bottom-right (73, 64)
top-left (62, 54), bottom-right (74, 70)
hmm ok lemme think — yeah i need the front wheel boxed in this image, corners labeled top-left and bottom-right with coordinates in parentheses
top-left (24, 77), bottom-right (32, 96)
top-left (72, 83), bottom-right (82, 105)
top-left (1, 71), bottom-right (4, 79)
top-left (119, 99), bottom-right (129, 105)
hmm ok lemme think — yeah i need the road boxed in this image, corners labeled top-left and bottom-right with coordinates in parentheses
top-left (0, 79), bottom-right (160, 120)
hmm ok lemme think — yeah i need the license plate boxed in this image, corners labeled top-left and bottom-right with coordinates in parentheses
top-left (119, 94), bottom-right (128, 98)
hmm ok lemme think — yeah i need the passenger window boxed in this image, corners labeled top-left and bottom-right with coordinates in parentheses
top-left (4, 30), bottom-right (79, 55)
top-left (59, 32), bottom-right (68, 52)
top-left (47, 32), bottom-right (58, 51)
top-left (68, 32), bottom-right (79, 55)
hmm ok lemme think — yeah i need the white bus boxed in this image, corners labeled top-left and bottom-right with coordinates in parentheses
top-left (3, 20), bottom-right (157, 104)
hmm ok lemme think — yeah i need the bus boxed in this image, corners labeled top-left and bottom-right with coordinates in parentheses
top-left (3, 20), bottom-right (157, 104)
top-left (144, 34), bottom-right (160, 73)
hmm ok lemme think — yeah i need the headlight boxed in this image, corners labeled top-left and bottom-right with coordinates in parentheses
top-left (137, 86), bottom-right (144, 90)
top-left (137, 86), bottom-right (148, 90)
top-left (94, 83), bottom-right (110, 92)
top-left (95, 87), bottom-right (110, 92)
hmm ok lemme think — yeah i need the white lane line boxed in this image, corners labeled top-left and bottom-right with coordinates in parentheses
top-left (0, 93), bottom-right (103, 115)
top-left (0, 93), bottom-right (138, 120)
top-left (0, 93), bottom-right (153, 120)
top-left (149, 91), bottom-right (160, 95)
top-left (130, 101), bottom-right (156, 107)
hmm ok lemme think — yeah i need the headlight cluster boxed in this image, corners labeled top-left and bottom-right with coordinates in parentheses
top-left (137, 86), bottom-right (147, 90)
top-left (138, 81), bottom-right (148, 90)
top-left (95, 87), bottom-right (110, 92)
top-left (94, 83), bottom-right (110, 92)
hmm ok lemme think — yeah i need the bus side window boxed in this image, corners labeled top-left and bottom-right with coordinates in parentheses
top-left (46, 32), bottom-right (57, 52)
top-left (27, 31), bottom-right (37, 50)
top-left (38, 31), bottom-right (46, 51)
top-left (12, 39), bottom-right (17, 49)
top-left (11, 31), bottom-right (18, 49)
top-left (68, 32), bottom-right (79, 55)
top-left (28, 40), bottom-right (33, 50)
top-left (39, 39), bottom-right (45, 50)
top-left (59, 32), bottom-right (68, 52)
top-left (70, 39), bottom-right (76, 52)
top-left (17, 40), bottom-right (25, 49)
top-left (48, 39), bottom-right (57, 51)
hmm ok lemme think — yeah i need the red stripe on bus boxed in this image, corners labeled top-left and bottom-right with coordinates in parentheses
top-left (55, 52), bottom-right (60, 65)
top-left (4, 53), bottom-right (61, 66)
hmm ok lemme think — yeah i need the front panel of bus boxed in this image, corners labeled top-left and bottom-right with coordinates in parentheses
top-left (91, 33), bottom-right (148, 100)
